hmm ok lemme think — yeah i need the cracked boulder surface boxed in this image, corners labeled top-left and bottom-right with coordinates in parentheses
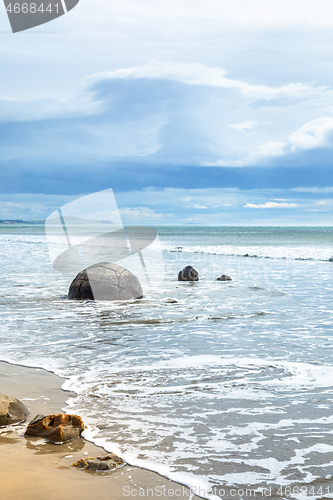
top-left (0, 393), bottom-right (30, 426)
top-left (178, 265), bottom-right (199, 282)
top-left (68, 262), bottom-right (143, 301)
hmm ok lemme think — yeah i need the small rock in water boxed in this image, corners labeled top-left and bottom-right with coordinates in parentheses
top-left (72, 453), bottom-right (125, 471)
top-left (68, 262), bottom-right (143, 301)
top-left (178, 266), bottom-right (199, 281)
top-left (24, 413), bottom-right (86, 443)
top-left (0, 393), bottom-right (30, 426)
top-left (216, 275), bottom-right (232, 281)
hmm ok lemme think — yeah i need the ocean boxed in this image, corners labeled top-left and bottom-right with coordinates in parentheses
top-left (1, 225), bottom-right (333, 499)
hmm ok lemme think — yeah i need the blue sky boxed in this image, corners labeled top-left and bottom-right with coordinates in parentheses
top-left (0, 0), bottom-right (333, 224)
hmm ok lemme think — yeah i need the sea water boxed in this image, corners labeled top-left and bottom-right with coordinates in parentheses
top-left (0, 225), bottom-right (333, 499)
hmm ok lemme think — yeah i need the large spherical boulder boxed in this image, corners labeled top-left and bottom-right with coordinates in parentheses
top-left (178, 266), bottom-right (199, 281)
top-left (68, 262), bottom-right (143, 301)
top-left (0, 393), bottom-right (30, 426)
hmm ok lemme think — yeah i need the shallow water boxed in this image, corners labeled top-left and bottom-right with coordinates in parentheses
top-left (0, 225), bottom-right (333, 499)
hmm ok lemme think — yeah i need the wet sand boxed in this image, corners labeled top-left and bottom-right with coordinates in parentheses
top-left (0, 361), bottom-right (199, 500)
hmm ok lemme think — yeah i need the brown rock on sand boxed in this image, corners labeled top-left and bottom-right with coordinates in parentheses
top-left (25, 413), bottom-right (86, 443)
top-left (72, 453), bottom-right (125, 471)
top-left (0, 393), bottom-right (30, 426)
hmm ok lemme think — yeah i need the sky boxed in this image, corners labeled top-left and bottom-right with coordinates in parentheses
top-left (0, 0), bottom-right (333, 225)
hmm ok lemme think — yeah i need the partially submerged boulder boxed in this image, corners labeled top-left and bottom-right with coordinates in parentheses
top-left (68, 262), bottom-right (143, 301)
top-left (72, 453), bottom-right (124, 471)
top-left (24, 413), bottom-right (86, 443)
top-left (216, 275), bottom-right (232, 281)
top-left (0, 393), bottom-right (29, 426)
top-left (178, 266), bottom-right (199, 282)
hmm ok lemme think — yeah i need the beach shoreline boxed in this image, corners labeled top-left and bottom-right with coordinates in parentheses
top-left (0, 361), bottom-right (200, 500)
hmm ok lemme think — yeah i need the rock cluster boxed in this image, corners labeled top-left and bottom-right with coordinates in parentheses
top-left (178, 266), bottom-right (232, 282)
top-left (68, 262), bottom-right (143, 301)
top-left (68, 262), bottom-right (234, 300)
top-left (1, 393), bottom-right (125, 474)
top-left (24, 413), bottom-right (86, 443)
top-left (0, 393), bottom-right (29, 426)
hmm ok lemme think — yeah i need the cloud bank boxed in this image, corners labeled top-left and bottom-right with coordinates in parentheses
top-left (1, 0), bottom-right (333, 223)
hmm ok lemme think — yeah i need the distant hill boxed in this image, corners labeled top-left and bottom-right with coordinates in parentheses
top-left (0, 219), bottom-right (44, 225)
top-left (0, 219), bottom-right (24, 224)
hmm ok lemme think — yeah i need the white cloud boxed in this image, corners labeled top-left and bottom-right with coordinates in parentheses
top-left (289, 117), bottom-right (333, 151)
top-left (71, 0), bottom-right (333, 31)
top-left (293, 187), bottom-right (333, 193)
top-left (87, 61), bottom-right (324, 102)
top-left (0, 87), bottom-right (104, 121)
top-left (2, 57), bottom-right (333, 168)
top-left (255, 115), bottom-right (333, 163)
top-left (244, 202), bottom-right (298, 209)
top-left (2, 188), bottom-right (332, 225)
top-left (257, 141), bottom-right (287, 157)
top-left (229, 121), bottom-right (258, 132)
top-left (316, 199), bottom-right (333, 206)
top-left (119, 207), bottom-right (167, 220)
top-left (83, 62), bottom-right (333, 167)
top-left (0, 194), bottom-right (78, 219)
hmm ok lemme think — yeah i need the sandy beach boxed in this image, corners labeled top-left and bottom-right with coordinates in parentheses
top-left (0, 361), bottom-right (199, 500)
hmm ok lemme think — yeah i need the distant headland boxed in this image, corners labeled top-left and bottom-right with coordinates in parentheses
top-left (0, 219), bottom-right (44, 225)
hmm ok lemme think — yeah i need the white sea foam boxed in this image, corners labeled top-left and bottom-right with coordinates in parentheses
top-left (164, 244), bottom-right (333, 262)
top-left (82, 426), bottom-right (222, 500)
top-left (1, 226), bottom-right (333, 499)
top-left (59, 355), bottom-right (333, 498)
top-left (66, 355), bottom-right (333, 390)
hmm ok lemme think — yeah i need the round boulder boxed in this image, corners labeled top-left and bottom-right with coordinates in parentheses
top-left (216, 275), bottom-right (232, 281)
top-left (178, 266), bottom-right (199, 281)
top-left (0, 393), bottom-right (30, 426)
top-left (68, 262), bottom-right (143, 301)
